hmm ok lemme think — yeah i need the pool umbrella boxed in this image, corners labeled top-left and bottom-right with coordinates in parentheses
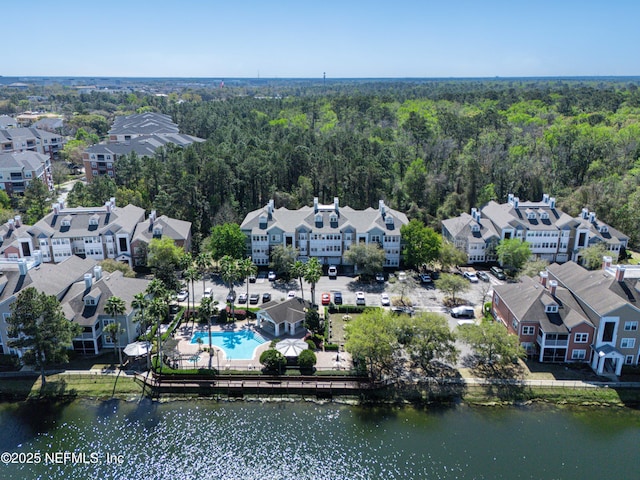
top-left (124, 341), bottom-right (151, 357)
top-left (276, 338), bottom-right (309, 358)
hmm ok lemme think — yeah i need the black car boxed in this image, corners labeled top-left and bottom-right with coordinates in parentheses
top-left (249, 293), bottom-right (260, 304)
top-left (262, 292), bottom-right (272, 302)
top-left (333, 291), bottom-right (343, 305)
top-left (490, 266), bottom-right (507, 280)
top-left (477, 271), bottom-right (490, 282)
top-left (226, 291), bottom-right (236, 303)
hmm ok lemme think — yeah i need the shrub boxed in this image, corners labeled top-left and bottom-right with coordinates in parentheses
top-left (324, 343), bottom-right (340, 351)
top-left (329, 305), bottom-right (368, 314)
top-left (225, 306), bottom-right (246, 320)
top-left (305, 339), bottom-right (316, 351)
top-left (259, 348), bottom-right (286, 374)
top-left (298, 349), bottom-right (317, 371)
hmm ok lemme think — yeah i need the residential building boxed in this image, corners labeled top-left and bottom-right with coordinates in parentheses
top-left (256, 297), bottom-right (312, 337)
top-left (0, 115), bottom-right (17, 129)
top-left (492, 274), bottom-right (595, 364)
top-left (240, 197), bottom-right (409, 268)
top-left (82, 112), bottom-right (204, 182)
top-left (0, 151), bottom-right (53, 195)
top-left (442, 193), bottom-right (629, 265)
top-left (546, 258), bottom-right (640, 376)
top-left (131, 210), bottom-right (192, 267)
top-left (26, 199), bottom-right (145, 266)
top-left (0, 127), bottom-right (65, 160)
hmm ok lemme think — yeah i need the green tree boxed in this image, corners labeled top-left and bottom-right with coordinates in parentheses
top-left (519, 258), bottom-right (550, 279)
top-left (269, 245), bottom-right (298, 280)
top-left (579, 243), bottom-right (609, 270)
top-left (457, 321), bottom-right (525, 367)
top-left (207, 223), bottom-right (246, 260)
top-left (344, 243), bottom-right (386, 278)
top-left (104, 296), bottom-right (127, 367)
top-left (303, 308), bottom-right (322, 334)
top-left (259, 348), bottom-right (286, 374)
top-left (21, 180), bottom-right (52, 224)
top-left (291, 260), bottom-right (307, 301)
top-left (239, 257), bottom-right (257, 309)
top-left (183, 266), bottom-right (200, 321)
top-left (303, 257), bottom-right (323, 306)
top-left (344, 309), bottom-right (397, 380)
top-left (435, 273), bottom-right (469, 304)
top-left (219, 255), bottom-right (243, 320)
top-left (298, 349), bottom-right (317, 371)
top-left (394, 313), bottom-right (458, 371)
top-left (195, 251), bottom-right (213, 295)
top-left (496, 238), bottom-right (532, 273)
top-left (147, 237), bottom-right (185, 290)
top-left (7, 287), bottom-right (81, 387)
top-left (99, 259), bottom-right (135, 278)
top-left (439, 242), bottom-right (468, 271)
top-left (198, 296), bottom-right (219, 369)
top-left (400, 219), bottom-right (442, 269)
top-left (131, 292), bottom-right (150, 335)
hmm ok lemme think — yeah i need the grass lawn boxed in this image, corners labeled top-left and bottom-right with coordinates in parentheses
top-left (329, 312), bottom-right (360, 346)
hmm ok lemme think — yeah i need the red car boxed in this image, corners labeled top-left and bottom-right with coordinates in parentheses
top-left (321, 292), bottom-right (331, 305)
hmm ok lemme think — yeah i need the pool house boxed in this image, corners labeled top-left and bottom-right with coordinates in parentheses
top-left (256, 297), bottom-right (312, 337)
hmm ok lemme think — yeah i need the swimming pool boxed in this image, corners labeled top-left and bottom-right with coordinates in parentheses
top-left (190, 330), bottom-right (267, 360)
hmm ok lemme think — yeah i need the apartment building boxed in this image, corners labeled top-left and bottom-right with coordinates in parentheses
top-left (131, 210), bottom-right (192, 267)
top-left (442, 193), bottom-right (628, 265)
top-left (240, 197), bottom-right (408, 268)
top-left (0, 151), bottom-right (53, 195)
top-left (0, 127), bottom-right (65, 160)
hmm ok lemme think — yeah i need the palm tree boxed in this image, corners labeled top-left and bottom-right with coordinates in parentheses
top-left (304, 257), bottom-right (323, 307)
top-left (146, 280), bottom-right (169, 372)
top-left (198, 296), bottom-right (219, 370)
top-left (105, 296), bottom-right (127, 367)
top-left (195, 252), bottom-right (212, 295)
top-left (220, 255), bottom-right (242, 320)
top-left (291, 260), bottom-right (306, 301)
top-left (131, 292), bottom-right (149, 335)
top-left (103, 322), bottom-right (124, 366)
top-left (183, 266), bottom-right (200, 325)
top-left (239, 257), bottom-right (257, 312)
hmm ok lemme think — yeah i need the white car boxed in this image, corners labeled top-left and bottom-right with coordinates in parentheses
top-left (176, 290), bottom-right (188, 302)
top-left (328, 265), bottom-right (338, 278)
top-left (356, 291), bottom-right (366, 305)
top-left (463, 271), bottom-right (479, 283)
top-left (380, 293), bottom-right (390, 306)
top-left (287, 291), bottom-right (296, 298)
top-left (397, 272), bottom-right (407, 282)
top-left (203, 287), bottom-right (213, 299)
top-left (268, 271), bottom-right (277, 281)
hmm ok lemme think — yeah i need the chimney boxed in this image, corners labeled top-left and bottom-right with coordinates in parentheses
top-left (615, 265), bottom-right (626, 282)
top-left (549, 197), bottom-right (556, 209)
top-left (602, 255), bottom-right (612, 271)
top-left (268, 199), bottom-right (274, 219)
top-left (33, 250), bottom-right (42, 266)
top-left (539, 271), bottom-right (548, 287)
top-left (313, 197), bottom-right (318, 213)
top-left (589, 211), bottom-right (596, 223)
top-left (14, 215), bottom-right (21, 227)
top-left (110, 197), bottom-right (116, 209)
top-left (149, 210), bottom-right (156, 227)
top-left (379, 199), bottom-right (386, 217)
top-left (542, 193), bottom-right (550, 204)
top-left (513, 197), bottom-right (520, 208)
top-left (471, 207), bottom-right (477, 220)
top-left (52, 203), bottom-right (60, 215)
top-left (18, 258), bottom-right (27, 276)
top-left (7, 219), bottom-right (14, 231)
top-left (581, 208), bottom-right (589, 219)
top-left (59, 200), bottom-right (65, 210)
top-left (94, 265), bottom-right (103, 281)
top-left (84, 273), bottom-right (93, 290)
top-left (549, 280), bottom-right (557, 297)
top-left (334, 197), bottom-right (339, 213)
top-left (105, 201), bottom-right (111, 213)
top-left (508, 193), bottom-right (514, 205)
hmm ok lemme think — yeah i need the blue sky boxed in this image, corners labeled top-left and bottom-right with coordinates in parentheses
top-left (4, 0), bottom-right (639, 78)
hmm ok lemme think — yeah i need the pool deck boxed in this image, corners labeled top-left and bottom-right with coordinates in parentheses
top-left (172, 319), bottom-right (352, 372)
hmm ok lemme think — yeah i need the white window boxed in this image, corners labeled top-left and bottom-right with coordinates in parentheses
top-left (572, 349), bottom-right (586, 360)
top-left (621, 338), bottom-right (636, 349)
top-left (522, 326), bottom-right (535, 336)
top-left (624, 321), bottom-right (638, 331)
top-left (574, 332), bottom-right (589, 343)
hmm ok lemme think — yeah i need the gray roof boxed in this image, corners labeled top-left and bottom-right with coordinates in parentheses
top-left (62, 270), bottom-right (150, 327)
top-left (481, 200), bottom-right (575, 232)
top-left (109, 112), bottom-right (179, 136)
top-left (85, 134), bottom-right (204, 158)
top-left (0, 115), bottom-right (17, 129)
top-left (0, 151), bottom-right (49, 172)
top-left (258, 297), bottom-right (312, 325)
top-left (29, 203), bottom-right (145, 239)
top-left (0, 127), bottom-right (62, 145)
top-left (241, 202), bottom-right (409, 236)
top-left (132, 215), bottom-right (191, 244)
top-left (441, 212), bottom-right (500, 243)
top-left (494, 276), bottom-right (592, 334)
top-left (33, 117), bottom-right (64, 131)
top-left (547, 262), bottom-right (640, 320)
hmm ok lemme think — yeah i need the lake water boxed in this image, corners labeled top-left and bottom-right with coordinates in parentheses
top-left (0, 399), bottom-right (639, 479)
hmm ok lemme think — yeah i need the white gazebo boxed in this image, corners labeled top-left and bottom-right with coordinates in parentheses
top-left (276, 338), bottom-right (309, 358)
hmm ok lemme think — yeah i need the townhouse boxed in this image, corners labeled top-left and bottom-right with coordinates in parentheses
top-left (0, 127), bottom-right (65, 160)
top-left (492, 274), bottom-right (595, 364)
top-left (82, 112), bottom-right (204, 182)
top-left (0, 151), bottom-right (53, 195)
top-left (130, 210), bottom-right (192, 267)
top-left (240, 197), bottom-right (408, 268)
top-left (442, 193), bottom-right (628, 265)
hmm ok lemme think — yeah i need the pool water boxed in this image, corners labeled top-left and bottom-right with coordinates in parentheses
top-left (190, 329), bottom-right (267, 360)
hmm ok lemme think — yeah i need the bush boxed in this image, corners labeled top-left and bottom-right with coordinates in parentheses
top-left (305, 339), bottom-right (316, 351)
top-left (259, 348), bottom-right (286, 374)
top-left (298, 349), bottom-right (317, 371)
top-left (324, 343), bottom-right (340, 352)
top-left (329, 305), bottom-right (368, 314)
top-left (225, 306), bottom-right (246, 320)
top-left (0, 354), bottom-right (20, 370)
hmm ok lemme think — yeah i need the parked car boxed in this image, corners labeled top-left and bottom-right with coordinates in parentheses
top-left (287, 291), bottom-right (296, 298)
top-left (356, 291), bottom-right (366, 305)
top-left (328, 266), bottom-right (338, 278)
top-left (420, 273), bottom-right (432, 284)
top-left (333, 291), bottom-right (343, 305)
top-left (176, 290), bottom-right (189, 302)
top-left (397, 271), bottom-right (407, 282)
top-left (248, 274), bottom-right (256, 283)
top-left (391, 305), bottom-right (415, 316)
top-left (450, 306), bottom-right (475, 318)
top-left (226, 291), bottom-right (236, 303)
top-left (380, 293), bottom-right (390, 306)
top-left (238, 293), bottom-right (248, 304)
top-left (477, 271), bottom-right (490, 282)
top-left (375, 272), bottom-right (385, 283)
top-left (203, 287), bottom-right (213, 298)
top-left (249, 293), bottom-right (260, 304)
top-left (463, 271), bottom-right (479, 283)
top-left (321, 292), bottom-right (331, 305)
top-left (490, 266), bottom-right (506, 280)
top-left (268, 271), bottom-right (277, 281)
top-left (262, 292), bottom-right (272, 303)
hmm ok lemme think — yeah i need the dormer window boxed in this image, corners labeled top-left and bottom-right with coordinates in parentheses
top-left (545, 305), bottom-right (558, 313)
top-left (153, 225), bottom-right (163, 237)
top-left (471, 224), bottom-right (480, 233)
top-left (329, 213), bottom-right (338, 226)
top-left (315, 213), bottom-right (323, 226)
top-left (527, 212), bottom-right (536, 220)
top-left (540, 212), bottom-right (549, 220)
top-left (61, 216), bottom-right (71, 227)
top-left (599, 225), bottom-right (608, 233)
top-left (89, 215), bottom-right (99, 226)
top-left (259, 214), bottom-right (267, 228)
top-left (385, 215), bottom-right (394, 226)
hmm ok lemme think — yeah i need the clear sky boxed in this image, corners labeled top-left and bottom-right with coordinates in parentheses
top-left (4, 0), bottom-right (639, 78)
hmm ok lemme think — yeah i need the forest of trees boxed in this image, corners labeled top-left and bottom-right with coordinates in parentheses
top-left (5, 78), bottom-right (640, 251)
